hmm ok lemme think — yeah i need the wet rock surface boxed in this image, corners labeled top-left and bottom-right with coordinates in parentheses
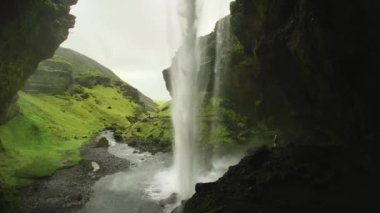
top-left (95, 137), bottom-right (110, 148)
top-left (126, 137), bottom-right (171, 154)
top-left (183, 145), bottom-right (379, 213)
top-left (18, 134), bottom-right (130, 213)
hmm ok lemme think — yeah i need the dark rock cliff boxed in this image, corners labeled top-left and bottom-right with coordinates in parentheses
top-left (222, 0), bottom-right (380, 146)
top-left (184, 145), bottom-right (378, 213)
top-left (0, 0), bottom-right (77, 124)
top-left (0, 0), bottom-right (77, 211)
top-left (163, 16), bottom-right (235, 96)
top-left (183, 0), bottom-right (380, 212)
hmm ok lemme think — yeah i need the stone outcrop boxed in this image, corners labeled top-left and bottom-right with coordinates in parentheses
top-left (0, 1), bottom-right (77, 210)
top-left (164, 0), bottom-right (380, 146)
top-left (183, 0), bottom-right (380, 212)
top-left (163, 16), bottom-right (235, 96)
top-left (224, 0), bottom-right (380, 145)
top-left (95, 137), bottom-right (110, 148)
top-left (184, 145), bottom-right (378, 213)
top-left (0, 0), bottom-right (77, 123)
top-left (23, 58), bottom-right (73, 94)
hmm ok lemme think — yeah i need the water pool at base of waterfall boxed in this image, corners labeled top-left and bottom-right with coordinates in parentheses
top-left (79, 131), bottom-right (243, 213)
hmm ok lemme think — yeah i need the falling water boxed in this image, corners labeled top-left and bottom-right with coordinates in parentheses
top-left (212, 16), bottom-right (231, 100)
top-left (169, 0), bottom-right (235, 201)
top-left (170, 0), bottom-right (200, 199)
top-left (209, 16), bottom-right (232, 142)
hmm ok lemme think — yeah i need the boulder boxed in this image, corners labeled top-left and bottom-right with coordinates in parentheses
top-left (95, 137), bottom-right (109, 148)
top-left (184, 145), bottom-right (378, 213)
top-left (67, 84), bottom-right (84, 95)
top-left (159, 193), bottom-right (178, 207)
top-left (113, 131), bottom-right (124, 143)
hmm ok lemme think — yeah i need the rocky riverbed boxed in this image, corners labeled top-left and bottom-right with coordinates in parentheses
top-left (18, 131), bottom-right (131, 213)
top-left (17, 130), bottom-right (246, 213)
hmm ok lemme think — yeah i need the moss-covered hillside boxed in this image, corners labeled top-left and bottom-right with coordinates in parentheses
top-left (122, 101), bottom-right (173, 153)
top-left (23, 47), bottom-right (157, 111)
top-left (0, 47), bottom-right (168, 211)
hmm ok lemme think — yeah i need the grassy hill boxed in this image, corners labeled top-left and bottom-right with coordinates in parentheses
top-left (55, 47), bottom-right (121, 80)
top-left (0, 47), bottom-right (159, 188)
top-left (24, 47), bottom-right (157, 111)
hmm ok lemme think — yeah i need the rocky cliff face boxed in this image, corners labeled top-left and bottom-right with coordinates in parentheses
top-left (0, 0), bottom-right (77, 124)
top-left (0, 0), bottom-right (76, 210)
top-left (183, 0), bottom-right (380, 212)
top-left (184, 145), bottom-right (377, 213)
top-left (165, 0), bottom-right (380, 147)
top-left (225, 0), bottom-right (380, 145)
top-left (23, 57), bottom-right (73, 94)
top-left (163, 16), bottom-right (235, 96)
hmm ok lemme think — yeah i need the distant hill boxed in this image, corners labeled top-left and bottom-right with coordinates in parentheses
top-left (23, 47), bottom-right (157, 111)
top-left (55, 47), bottom-right (121, 80)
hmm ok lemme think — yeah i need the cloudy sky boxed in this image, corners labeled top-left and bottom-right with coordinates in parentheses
top-left (62, 0), bottom-right (233, 100)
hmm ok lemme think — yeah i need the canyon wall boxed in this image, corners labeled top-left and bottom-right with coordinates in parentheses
top-left (0, 0), bottom-right (77, 123)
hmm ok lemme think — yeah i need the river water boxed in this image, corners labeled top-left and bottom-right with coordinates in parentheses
top-left (79, 131), bottom-right (243, 213)
top-left (79, 131), bottom-right (174, 213)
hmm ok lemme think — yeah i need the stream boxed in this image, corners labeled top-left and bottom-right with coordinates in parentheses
top-left (79, 131), bottom-right (176, 213)
top-left (20, 131), bottom-right (243, 213)
top-left (80, 131), bottom-right (243, 213)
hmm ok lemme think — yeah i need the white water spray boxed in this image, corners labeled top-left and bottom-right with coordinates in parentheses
top-left (213, 16), bottom-right (231, 100)
top-left (209, 17), bottom-right (232, 143)
top-left (170, 0), bottom-right (200, 200)
top-left (169, 0), bottom-right (235, 202)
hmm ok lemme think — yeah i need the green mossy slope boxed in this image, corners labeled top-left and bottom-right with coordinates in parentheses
top-left (121, 101), bottom-right (172, 153)
top-left (0, 48), bottom-right (162, 211)
top-left (0, 86), bottom-right (138, 187)
top-left (23, 47), bottom-right (157, 111)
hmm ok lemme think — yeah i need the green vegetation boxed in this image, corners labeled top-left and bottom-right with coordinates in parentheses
top-left (23, 56), bottom-right (73, 94)
top-left (198, 96), bottom-right (274, 151)
top-left (55, 48), bottom-right (120, 80)
top-left (123, 101), bottom-right (173, 153)
top-left (0, 47), bottom-right (162, 190)
top-left (0, 86), bottom-right (138, 187)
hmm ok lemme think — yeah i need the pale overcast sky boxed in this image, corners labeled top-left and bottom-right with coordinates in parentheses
top-left (62, 0), bottom-right (233, 100)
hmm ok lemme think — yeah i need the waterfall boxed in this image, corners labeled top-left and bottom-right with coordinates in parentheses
top-left (169, 0), bottom-right (233, 201)
top-left (213, 16), bottom-right (231, 100)
top-left (208, 16), bottom-right (232, 150)
top-left (170, 0), bottom-right (200, 200)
